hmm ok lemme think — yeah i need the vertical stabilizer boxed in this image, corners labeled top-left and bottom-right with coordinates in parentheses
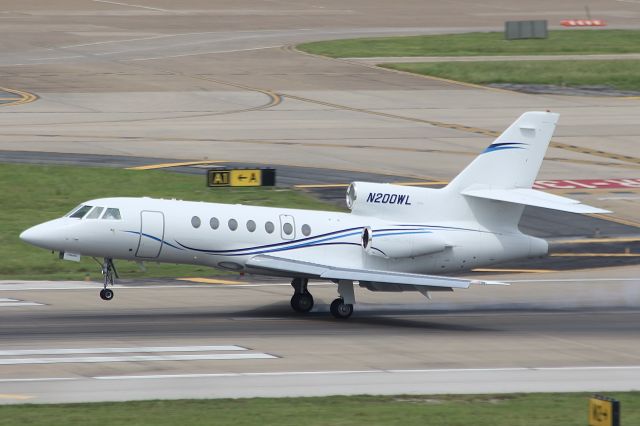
top-left (447, 111), bottom-right (559, 192)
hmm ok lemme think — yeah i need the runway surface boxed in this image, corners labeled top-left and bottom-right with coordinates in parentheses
top-left (1, 0), bottom-right (640, 404)
top-left (0, 266), bottom-right (639, 403)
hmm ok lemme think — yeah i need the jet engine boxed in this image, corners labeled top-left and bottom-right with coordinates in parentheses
top-left (360, 226), bottom-right (448, 259)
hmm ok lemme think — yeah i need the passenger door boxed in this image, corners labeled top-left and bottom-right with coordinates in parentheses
top-left (136, 211), bottom-right (165, 258)
top-left (279, 214), bottom-right (296, 240)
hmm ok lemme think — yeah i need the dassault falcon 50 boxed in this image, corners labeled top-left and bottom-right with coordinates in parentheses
top-left (20, 112), bottom-right (608, 318)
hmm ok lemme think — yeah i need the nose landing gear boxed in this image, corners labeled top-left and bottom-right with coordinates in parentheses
top-left (97, 257), bottom-right (118, 301)
top-left (290, 278), bottom-right (314, 313)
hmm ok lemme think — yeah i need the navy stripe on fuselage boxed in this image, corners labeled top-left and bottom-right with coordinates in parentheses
top-left (124, 231), bottom-right (184, 251)
top-left (482, 141), bottom-right (527, 154)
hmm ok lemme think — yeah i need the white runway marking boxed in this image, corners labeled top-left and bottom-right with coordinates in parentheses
top-left (126, 45), bottom-right (283, 61)
top-left (0, 281), bottom-right (333, 291)
top-left (0, 298), bottom-right (43, 307)
top-left (2, 366), bottom-right (639, 402)
top-left (0, 345), bottom-right (247, 356)
top-left (91, 0), bottom-right (171, 12)
top-left (93, 365), bottom-right (640, 380)
top-left (0, 344), bottom-right (275, 365)
top-left (0, 353), bottom-right (276, 365)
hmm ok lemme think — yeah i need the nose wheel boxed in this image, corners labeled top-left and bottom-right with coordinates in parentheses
top-left (97, 257), bottom-right (118, 301)
top-left (99, 288), bottom-right (114, 301)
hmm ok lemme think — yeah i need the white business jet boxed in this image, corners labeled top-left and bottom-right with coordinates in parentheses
top-left (20, 112), bottom-right (608, 318)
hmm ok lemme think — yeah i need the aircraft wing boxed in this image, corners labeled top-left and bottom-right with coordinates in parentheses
top-left (245, 255), bottom-right (507, 290)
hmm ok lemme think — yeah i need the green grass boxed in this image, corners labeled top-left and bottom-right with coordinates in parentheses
top-left (0, 163), bottom-right (340, 280)
top-left (381, 60), bottom-right (640, 91)
top-left (298, 30), bottom-right (640, 58)
top-left (0, 393), bottom-right (638, 425)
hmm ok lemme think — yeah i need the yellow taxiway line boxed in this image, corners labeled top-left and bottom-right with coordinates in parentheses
top-left (590, 213), bottom-right (640, 229)
top-left (295, 181), bottom-right (449, 189)
top-left (472, 268), bottom-right (554, 273)
top-left (126, 160), bottom-right (225, 170)
top-left (0, 394), bottom-right (34, 400)
top-left (553, 236), bottom-right (640, 244)
top-left (550, 253), bottom-right (640, 257)
top-left (178, 277), bottom-right (244, 285)
top-left (0, 86), bottom-right (38, 107)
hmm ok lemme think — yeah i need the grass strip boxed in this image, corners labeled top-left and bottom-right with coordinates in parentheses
top-left (0, 163), bottom-right (339, 280)
top-left (297, 30), bottom-right (640, 58)
top-left (382, 60), bottom-right (640, 92)
top-left (0, 393), bottom-right (639, 425)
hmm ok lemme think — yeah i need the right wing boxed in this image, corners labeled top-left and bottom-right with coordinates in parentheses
top-left (245, 254), bottom-right (507, 291)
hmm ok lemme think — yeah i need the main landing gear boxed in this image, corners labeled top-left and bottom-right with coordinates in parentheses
top-left (98, 257), bottom-right (118, 301)
top-left (330, 298), bottom-right (353, 319)
top-left (289, 278), bottom-right (355, 319)
top-left (330, 280), bottom-right (355, 319)
top-left (290, 278), bottom-right (314, 313)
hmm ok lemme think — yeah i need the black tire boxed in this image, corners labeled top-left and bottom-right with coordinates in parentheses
top-left (290, 292), bottom-right (314, 313)
top-left (330, 298), bottom-right (353, 319)
top-left (102, 288), bottom-right (114, 301)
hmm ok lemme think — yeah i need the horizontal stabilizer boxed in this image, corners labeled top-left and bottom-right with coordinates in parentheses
top-left (246, 255), bottom-right (507, 290)
top-left (461, 187), bottom-right (610, 214)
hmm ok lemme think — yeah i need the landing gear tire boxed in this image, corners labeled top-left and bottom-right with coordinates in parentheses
top-left (97, 257), bottom-right (117, 302)
top-left (291, 292), bottom-right (314, 313)
top-left (99, 288), bottom-right (114, 301)
top-left (330, 298), bottom-right (353, 319)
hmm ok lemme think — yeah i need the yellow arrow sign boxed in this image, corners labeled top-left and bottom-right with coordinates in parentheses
top-left (230, 169), bottom-right (262, 187)
top-left (589, 396), bottom-right (620, 426)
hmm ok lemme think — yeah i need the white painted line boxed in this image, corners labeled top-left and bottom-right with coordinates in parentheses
top-left (0, 282), bottom-right (329, 291)
top-left (93, 365), bottom-right (640, 380)
top-left (0, 353), bottom-right (276, 365)
top-left (96, 370), bottom-right (386, 380)
top-left (126, 45), bottom-right (283, 61)
top-left (0, 345), bottom-right (247, 356)
top-left (505, 278), bottom-right (640, 283)
top-left (0, 298), bottom-right (19, 302)
top-left (0, 377), bottom-right (77, 383)
top-left (0, 302), bottom-right (43, 307)
top-left (91, 0), bottom-right (170, 12)
top-left (28, 56), bottom-right (84, 61)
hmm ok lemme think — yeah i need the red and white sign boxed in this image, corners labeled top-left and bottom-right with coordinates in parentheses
top-left (533, 178), bottom-right (640, 190)
top-left (560, 19), bottom-right (607, 27)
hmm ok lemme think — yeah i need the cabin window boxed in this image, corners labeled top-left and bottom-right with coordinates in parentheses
top-left (246, 220), bottom-right (256, 232)
top-left (283, 222), bottom-right (293, 235)
top-left (191, 216), bottom-right (201, 228)
top-left (210, 217), bottom-right (219, 230)
top-left (301, 224), bottom-right (311, 236)
top-left (228, 218), bottom-right (238, 231)
top-left (69, 205), bottom-right (93, 219)
top-left (86, 207), bottom-right (104, 219)
top-left (265, 221), bottom-right (275, 234)
top-left (102, 208), bottom-right (122, 220)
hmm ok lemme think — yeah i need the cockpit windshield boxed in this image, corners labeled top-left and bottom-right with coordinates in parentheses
top-left (64, 204), bottom-right (83, 217)
top-left (68, 205), bottom-right (93, 219)
top-left (65, 204), bottom-right (122, 220)
top-left (86, 206), bottom-right (104, 219)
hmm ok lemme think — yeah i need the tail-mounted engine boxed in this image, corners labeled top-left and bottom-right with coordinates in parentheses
top-left (360, 226), bottom-right (448, 259)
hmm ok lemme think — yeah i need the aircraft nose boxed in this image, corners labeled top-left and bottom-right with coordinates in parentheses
top-left (20, 223), bottom-right (55, 249)
top-left (20, 225), bottom-right (42, 245)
